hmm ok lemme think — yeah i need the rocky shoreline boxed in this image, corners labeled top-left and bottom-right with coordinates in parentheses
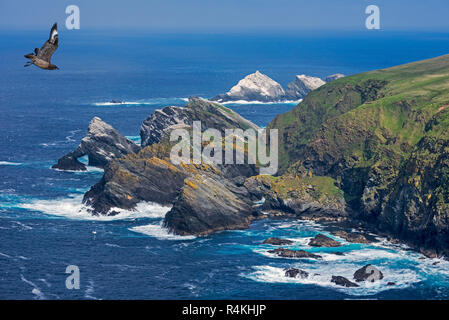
top-left (52, 55), bottom-right (449, 259)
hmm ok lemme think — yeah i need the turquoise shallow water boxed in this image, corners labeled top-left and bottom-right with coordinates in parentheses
top-left (1, 30), bottom-right (449, 299)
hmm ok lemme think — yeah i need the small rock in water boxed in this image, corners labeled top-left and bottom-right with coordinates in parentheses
top-left (420, 248), bottom-right (438, 259)
top-left (331, 276), bottom-right (359, 288)
top-left (353, 264), bottom-right (384, 282)
top-left (268, 248), bottom-right (322, 259)
top-left (330, 252), bottom-right (345, 256)
top-left (309, 234), bottom-right (341, 247)
top-left (284, 268), bottom-right (309, 279)
top-left (387, 282), bottom-right (396, 286)
top-left (332, 230), bottom-right (371, 244)
top-left (263, 237), bottom-right (294, 246)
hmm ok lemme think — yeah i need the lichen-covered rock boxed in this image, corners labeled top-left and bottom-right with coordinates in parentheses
top-left (245, 175), bottom-right (348, 221)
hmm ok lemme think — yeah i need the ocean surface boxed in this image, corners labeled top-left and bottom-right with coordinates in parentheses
top-left (1, 30), bottom-right (449, 299)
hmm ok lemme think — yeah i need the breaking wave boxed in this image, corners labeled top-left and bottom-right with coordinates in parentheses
top-left (17, 194), bottom-right (171, 221)
top-left (130, 222), bottom-right (196, 240)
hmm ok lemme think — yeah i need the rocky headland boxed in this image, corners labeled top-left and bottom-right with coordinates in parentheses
top-left (56, 55), bottom-right (449, 260)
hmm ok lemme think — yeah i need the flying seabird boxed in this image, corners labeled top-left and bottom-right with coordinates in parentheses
top-left (24, 23), bottom-right (59, 70)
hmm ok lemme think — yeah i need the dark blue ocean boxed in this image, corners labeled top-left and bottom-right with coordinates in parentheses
top-left (1, 30), bottom-right (449, 299)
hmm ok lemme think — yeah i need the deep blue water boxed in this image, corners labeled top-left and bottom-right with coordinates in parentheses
top-left (1, 30), bottom-right (449, 299)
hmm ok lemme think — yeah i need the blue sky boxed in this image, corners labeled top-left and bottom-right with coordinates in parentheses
top-left (1, 0), bottom-right (449, 31)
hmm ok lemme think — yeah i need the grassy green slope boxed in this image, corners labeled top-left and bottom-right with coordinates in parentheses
top-left (269, 54), bottom-right (449, 173)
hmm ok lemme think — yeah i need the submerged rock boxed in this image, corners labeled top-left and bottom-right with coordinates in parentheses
top-left (211, 71), bottom-right (285, 103)
top-left (331, 275), bottom-right (359, 288)
top-left (263, 237), bottom-right (294, 245)
top-left (353, 264), bottom-right (384, 282)
top-left (309, 234), bottom-right (341, 247)
top-left (53, 117), bottom-right (140, 170)
top-left (268, 247), bottom-right (322, 259)
top-left (284, 268), bottom-right (309, 279)
top-left (285, 75), bottom-right (325, 100)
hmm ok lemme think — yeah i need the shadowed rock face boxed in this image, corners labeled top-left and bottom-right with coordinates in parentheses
top-left (163, 174), bottom-right (261, 236)
top-left (285, 75), bottom-right (326, 100)
top-left (52, 117), bottom-right (140, 171)
top-left (52, 153), bottom-right (87, 171)
top-left (140, 97), bottom-right (259, 147)
top-left (211, 71), bottom-right (286, 103)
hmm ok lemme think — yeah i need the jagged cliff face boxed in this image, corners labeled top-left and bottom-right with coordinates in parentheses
top-left (268, 54), bottom-right (449, 253)
top-left (140, 97), bottom-right (259, 147)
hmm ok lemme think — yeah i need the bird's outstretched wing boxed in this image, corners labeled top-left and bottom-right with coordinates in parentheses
top-left (37, 23), bottom-right (58, 63)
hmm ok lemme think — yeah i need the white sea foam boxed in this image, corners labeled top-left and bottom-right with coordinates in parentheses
top-left (0, 161), bottom-right (22, 166)
top-left (20, 275), bottom-right (46, 300)
top-left (219, 99), bottom-right (302, 105)
top-left (130, 222), bottom-right (196, 240)
top-left (245, 263), bottom-right (420, 296)
top-left (18, 194), bottom-right (171, 221)
top-left (92, 97), bottom-right (188, 107)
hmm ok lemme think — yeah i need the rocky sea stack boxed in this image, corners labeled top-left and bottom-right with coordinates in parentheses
top-left (52, 117), bottom-right (140, 171)
top-left (212, 71), bottom-right (286, 103)
top-left (285, 75), bottom-right (326, 100)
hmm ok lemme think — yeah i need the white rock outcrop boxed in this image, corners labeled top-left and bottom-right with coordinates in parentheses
top-left (285, 75), bottom-right (326, 100)
top-left (212, 71), bottom-right (285, 103)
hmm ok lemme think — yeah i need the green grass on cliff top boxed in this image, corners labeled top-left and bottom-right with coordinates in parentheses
top-left (270, 54), bottom-right (449, 171)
